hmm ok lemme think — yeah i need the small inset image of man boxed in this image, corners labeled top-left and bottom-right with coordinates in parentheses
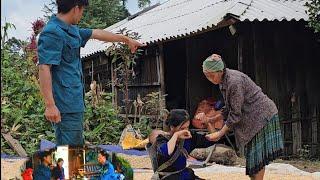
top-left (33, 150), bottom-right (54, 180)
top-left (31, 145), bottom-right (133, 179)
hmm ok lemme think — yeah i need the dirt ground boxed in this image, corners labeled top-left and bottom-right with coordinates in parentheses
top-left (273, 159), bottom-right (320, 173)
top-left (133, 163), bottom-right (320, 180)
top-left (133, 170), bottom-right (319, 180)
top-left (118, 154), bottom-right (320, 180)
top-left (2, 154), bottom-right (319, 180)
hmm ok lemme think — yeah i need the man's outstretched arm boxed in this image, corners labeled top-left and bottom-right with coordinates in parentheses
top-left (91, 29), bottom-right (145, 53)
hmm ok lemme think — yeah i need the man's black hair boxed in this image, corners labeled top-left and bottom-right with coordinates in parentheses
top-left (56, 0), bottom-right (89, 14)
top-left (166, 109), bottom-right (190, 127)
top-left (99, 150), bottom-right (109, 159)
top-left (38, 150), bottom-right (52, 162)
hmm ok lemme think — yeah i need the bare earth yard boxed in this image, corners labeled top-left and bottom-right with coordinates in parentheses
top-left (2, 154), bottom-right (319, 180)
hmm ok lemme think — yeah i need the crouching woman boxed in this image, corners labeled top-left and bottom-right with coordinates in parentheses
top-left (150, 109), bottom-right (216, 180)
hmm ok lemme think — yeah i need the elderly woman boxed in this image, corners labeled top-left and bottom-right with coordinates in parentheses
top-left (203, 54), bottom-right (284, 180)
top-left (150, 109), bottom-right (216, 180)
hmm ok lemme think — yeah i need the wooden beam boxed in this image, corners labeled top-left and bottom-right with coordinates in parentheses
top-left (2, 133), bottom-right (28, 157)
top-left (111, 62), bottom-right (117, 107)
top-left (311, 107), bottom-right (318, 156)
top-left (91, 59), bottom-right (94, 82)
top-left (185, 38), bottom-right (191, 111)
top-left (118, 114), bottom-right (158, 119)
top-left (237, 34), bottom-right (243, 71)
top-left (292, 96), bottom-right (302, 155)
top-left (252, 23), bottom-right (260, 85)
top-left (292, 121), bottom-right (302, 154)
top-left (114, 82), bottom-right (160, 88)
top-left (158, 44), bottom-right (166, 110)
top-left (158, 44), bottom-right (166, 95)
top-left (130, 83), bottom-right (161, 87)
top-left (156, 48), bottom-right (161, 84)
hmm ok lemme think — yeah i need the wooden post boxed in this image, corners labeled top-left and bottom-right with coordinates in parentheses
top-left (158, 44), bottom-right (166, 109)
top-left (2, 133), bottom-right (28, 157)
top-left (311, 107), bottom-right (318, 156)
top-left (292, 96), bottom-right (302, 155)
top-left (237, 34), bottom-right (243, 72)
top-left (292, 122), bottom-right (302, 155)
top-left (252, 23), bottom-right (259, 85)
top-left (234, 28), bottom-right (247, 158)
top-left (155, 44), bottom-right (166, 128)
top-left (111, 62), bottom-right (117, 107)
top-left (185, 39), bottom-right (191, 111)
top-left (156, 48), bottom-right (161, 84)
top-left (91, 60), bottom-right (94, 82)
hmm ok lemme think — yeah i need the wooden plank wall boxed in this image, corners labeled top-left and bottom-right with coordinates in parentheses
top-left (82, 47), bottom-right (163, 117)
top-left (114, 46), bottom-right (162, 116)
top-left (82, 53), bottom-right (111, 92)
top-left (239, 21), bottom-right (320, 157)
top-left (162, 39), bottom-right (187, 111)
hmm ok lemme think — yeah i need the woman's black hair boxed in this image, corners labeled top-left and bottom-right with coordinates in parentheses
top-left (57, 158), bottom-right (64, 163)
top-left (166, 109), bottom-right (190, 127)
top-left (56, 0), bottom-right (89, 14)
top-left (26, 159), bottom-right (33, 169)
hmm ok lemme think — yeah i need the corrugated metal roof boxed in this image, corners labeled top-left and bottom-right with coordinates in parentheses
top-left (81, 0), bottom-right (308, 58)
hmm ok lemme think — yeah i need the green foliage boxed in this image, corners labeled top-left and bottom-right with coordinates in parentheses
top-left (142, 92), bottom-right (166, 115)
top-left (305, 0), bottom-right (320, 33)
top-left (121, 0), bottom-right (152, 9)
top-left (106, 28), bottom-right (143, 124)
top-left (5, 37), bottom-right (27, 53)
top-left (42, 0), bottom-right (57, 20)
top-left (43, 0), bottom-right (129, 29)
top-left (1, 46), bottom-right (124, 154)
top-left (297, 145), bottom-right (312, 160)
top-left (132, 116), bottom-right (152, 138)
top-left (79, 0), bottom-right (129, 29)
top-left (1, 23), bottom-right (125, 156)
top-left (137, 0), bottom-right (151, 8)
top-left (84, 92), bottom-right (125, 144)
top-left (114, 155), bottom-right (133, 180)
top-left (1, 22), bottom-right (16, 48)
top-left (1, 23), bottom-right (54, 155)
top-left (140, 92), bottom-right (167, 129)
top-left (43, 0), bottom-right (153, 29)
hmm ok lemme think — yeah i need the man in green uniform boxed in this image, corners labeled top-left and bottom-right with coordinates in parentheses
top-left (38, 0), bottom-right (144, 146)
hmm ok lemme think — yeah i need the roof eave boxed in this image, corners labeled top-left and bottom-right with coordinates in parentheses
top-left (147, 17), bottom-right (240, 46)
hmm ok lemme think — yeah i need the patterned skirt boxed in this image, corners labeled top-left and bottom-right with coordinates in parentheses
top-left (245, 114), bottom-right (284, 176)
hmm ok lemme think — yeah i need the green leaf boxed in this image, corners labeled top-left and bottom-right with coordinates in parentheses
top-left (92, 122), bottom-right (106, 135)
top-left (112, 55), bottom-right (118, 63)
